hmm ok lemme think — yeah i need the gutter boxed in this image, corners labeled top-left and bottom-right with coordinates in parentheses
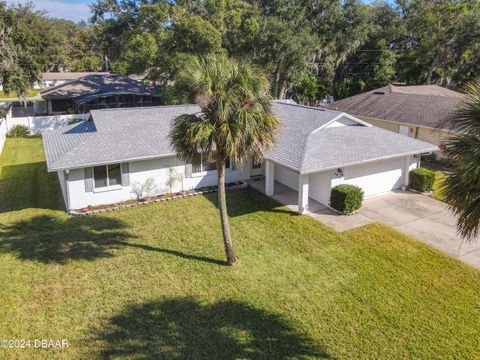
top-left (47, 152), bottom-right (179, 172)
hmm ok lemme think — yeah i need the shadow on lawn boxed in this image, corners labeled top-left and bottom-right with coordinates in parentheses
top-left (0, 215), bottom-right (228, 265)
top-left (0, 215), bottom-right (132, 263)
top-left (0, 161), bottom-right (64, 213)
top-left (97, 298), bottom-right (331, 359)
top-left (203, 187), bottom-right (299, 218)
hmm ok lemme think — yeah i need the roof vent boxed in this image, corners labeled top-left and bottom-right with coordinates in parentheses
top-left (373, 91), bottom-right (385, 95)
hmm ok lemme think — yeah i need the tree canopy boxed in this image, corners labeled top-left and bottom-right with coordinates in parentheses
top-left (2, 0), bottom-right (479, 100)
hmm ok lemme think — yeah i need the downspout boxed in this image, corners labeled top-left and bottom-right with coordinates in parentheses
top-left (65, 170), bottom-right (71, 212)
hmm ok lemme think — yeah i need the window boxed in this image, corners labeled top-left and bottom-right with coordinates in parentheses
top-left (93, 164), bottom-right (122, 189)
top-left (192, 153), bottom-right (230, 174)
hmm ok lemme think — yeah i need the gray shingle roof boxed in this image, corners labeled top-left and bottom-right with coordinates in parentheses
top-left (40, 74), bottom-right (158, 101)
top-left (43, 102), bottom-right (437, 173)
top-left (327, 84), bottom-right (463, 129)
top-left (43, 105), bottom-right (199, 171)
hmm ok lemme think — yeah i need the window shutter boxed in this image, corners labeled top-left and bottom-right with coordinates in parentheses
top-left (185, 163), bottom-right (192, 178)
top-left (84, 167), bottom-right (93, 192)
top-left (231, 159), bottom-right (236, 171)
top-left (121, 163), bottom-right (130, 186)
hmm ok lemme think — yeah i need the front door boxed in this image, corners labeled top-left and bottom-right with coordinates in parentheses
top-left (251, 157), bottom-right (263, 177)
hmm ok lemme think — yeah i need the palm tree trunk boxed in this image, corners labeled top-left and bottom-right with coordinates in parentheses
top-left (217, 156), bottom-right (237, 265)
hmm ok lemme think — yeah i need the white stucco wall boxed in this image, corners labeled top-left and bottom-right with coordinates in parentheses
top-left (274, 164), bottom-right (298, 191)
top-left (64, 155), bottom-right (250, 210)
top-left (309, 171), bottom-right (332, 205)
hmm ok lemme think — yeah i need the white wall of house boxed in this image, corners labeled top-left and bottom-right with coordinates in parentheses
top-left (274, 165), bottom-right (298, 191)
top-left (273, 155), bottom-right (418, 209)
top-left (63, 155), bottom-right (251, 210)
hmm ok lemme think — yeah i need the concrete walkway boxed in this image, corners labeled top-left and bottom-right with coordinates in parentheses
top-left (248, 179), bottom-right (480, 268)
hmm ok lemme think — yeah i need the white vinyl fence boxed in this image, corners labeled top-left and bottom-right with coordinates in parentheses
top-left (5, 112), bottom-right (90, 135)
top-left (0, 117), bottom-right (7, 155)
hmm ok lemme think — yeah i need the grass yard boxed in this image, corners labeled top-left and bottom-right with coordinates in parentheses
top-left (432, 171), bottom-right (446, 202)
top-left (0, 138), bottom-right (479, 359)
top-left (0, 89), bottom-right (40, 99)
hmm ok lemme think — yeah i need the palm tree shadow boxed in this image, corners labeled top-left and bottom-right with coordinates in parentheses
top-left (0, 215), bottom-right (133, 264)
top-left (96, 297), bottom-right (332, 359)
top-left (202, 187), bottom-right (300, 218)
top-left (0, 215), bottom-right (227, 266)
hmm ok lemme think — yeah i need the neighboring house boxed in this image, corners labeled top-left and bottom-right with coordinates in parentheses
top-left (34, 72), bottom-right (110, 89)
top-left (40, 74), bottom-right (162, 115)
top-left (43, 101), bottom-right (436, 213)
top-left (327, 84), bottom-right (463, 159)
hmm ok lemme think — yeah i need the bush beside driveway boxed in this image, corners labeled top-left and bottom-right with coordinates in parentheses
top-left (0, 138), bottom-right (479, 359)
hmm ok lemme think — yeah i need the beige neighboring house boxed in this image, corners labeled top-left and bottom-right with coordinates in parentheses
top-left (328, 84), bottom-right (464, 159)
top-left (34, 72), bottom-right (110, 89)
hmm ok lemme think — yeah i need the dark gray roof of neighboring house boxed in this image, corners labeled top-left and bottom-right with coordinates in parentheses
top-left (43, 102), bottom-right (436, 172)
top-left (40, 74), bottom-right (158, 102)
top-left (327, 84), bottom-right (463, 130)
top-left (42, 72), bottom-right (110, 81)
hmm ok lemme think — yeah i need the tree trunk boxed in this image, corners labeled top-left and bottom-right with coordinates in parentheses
top-left (217, 156), bottom-right (237, 265)
top-left (426, 53), bottom-right (440, 85)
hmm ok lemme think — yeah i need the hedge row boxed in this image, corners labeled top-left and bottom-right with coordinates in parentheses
top-left (409, 167), bottom-right (435, 192)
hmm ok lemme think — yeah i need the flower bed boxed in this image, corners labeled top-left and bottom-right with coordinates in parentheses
top-left (70, 181), bottom-right (246, 216)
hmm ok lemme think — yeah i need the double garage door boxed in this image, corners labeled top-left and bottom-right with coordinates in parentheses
top-left (274, 157), bottom-right (407, 207)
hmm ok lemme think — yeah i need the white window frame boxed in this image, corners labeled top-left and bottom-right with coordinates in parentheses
top-left (192, 153), bottom-right (230, 177)
top-left (93, 164), bottom-right (123, 191)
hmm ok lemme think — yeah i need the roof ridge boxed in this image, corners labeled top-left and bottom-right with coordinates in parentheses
top-left (298, 131), bottom-right (313, 172)
top-left (92, 104), bottom-right (199, 113)
top-left (274, 101), bottom-right (342, 113)
top-left (48, 121), bottom-right (96, 169)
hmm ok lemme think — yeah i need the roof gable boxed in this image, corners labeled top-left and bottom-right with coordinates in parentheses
top-left (43, 101), bottom-right (437, 173)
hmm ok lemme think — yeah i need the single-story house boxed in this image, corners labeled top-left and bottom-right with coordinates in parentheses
top-left (42, 101), bottom-right (436, 213)
top-left (327, 84), bottom-right (463, 159)
top-left (40, 74), bottom-right (162, 115)
top-left (34, 72), bottom-right (110, 89)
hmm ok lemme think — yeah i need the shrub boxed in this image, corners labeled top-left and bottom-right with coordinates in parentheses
top-left (7, 124), bottom-right (29, 138)
top-left (330, 184), bottom-right (364, 214)
top-left (409, 167), bottom-right (435, 192)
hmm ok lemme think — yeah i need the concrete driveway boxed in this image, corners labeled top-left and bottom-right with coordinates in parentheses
top-left (312, 191), bottom-right (480, 269)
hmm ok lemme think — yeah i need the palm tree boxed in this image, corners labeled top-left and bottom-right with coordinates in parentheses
top-left (442, 78), bottom-right (480, 239)
top-left (169, 54), bottom-right (280, 265)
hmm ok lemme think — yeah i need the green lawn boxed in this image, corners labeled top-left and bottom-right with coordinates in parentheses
top-left (0, 89), bottom-right (40, 99)
top-left (0, 138), bottom-right (479, 359)
top-left (432, 171), bottom-right (446, 202)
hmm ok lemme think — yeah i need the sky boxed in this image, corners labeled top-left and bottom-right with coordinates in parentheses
top-left (7, 0), bottom-right (384, 23)
top-left (7, 0), bottom-right (95, 22)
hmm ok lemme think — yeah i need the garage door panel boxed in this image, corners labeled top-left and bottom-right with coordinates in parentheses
top-left (339, 158), bottom-right (404, 197)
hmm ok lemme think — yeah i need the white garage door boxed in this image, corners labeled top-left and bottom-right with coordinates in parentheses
top-left (273, 157), bottom-right (412, 207)
top-left (336, 158), bottom-right (405, 197)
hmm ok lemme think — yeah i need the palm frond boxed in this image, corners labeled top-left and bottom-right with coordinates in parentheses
top-left (443, 78), bottom-right (480, 239)
top-left (169, 53), bottom-right (280, 165)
